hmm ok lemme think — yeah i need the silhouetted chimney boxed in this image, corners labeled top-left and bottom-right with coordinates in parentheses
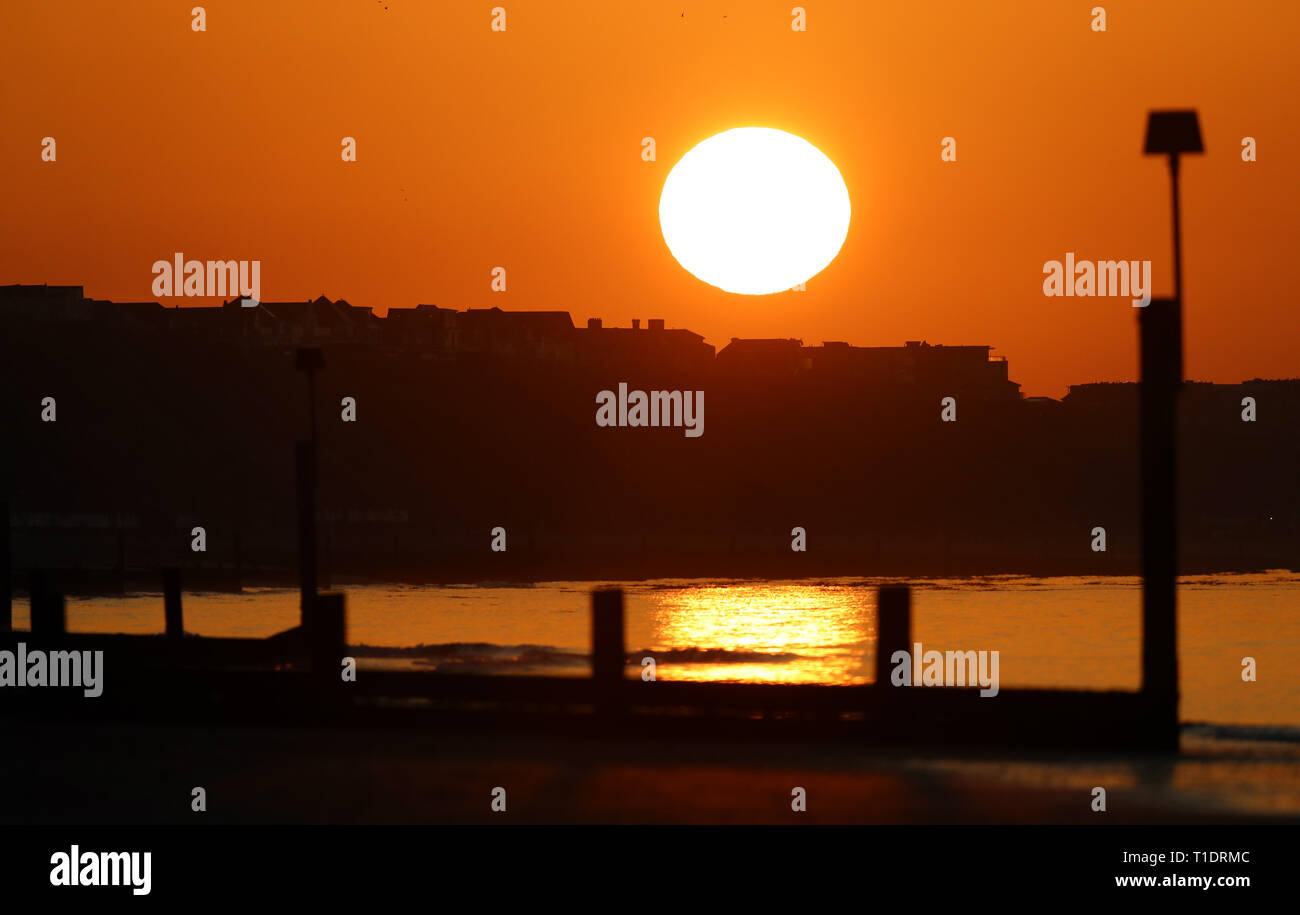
top-left (587, 317), bottom-right (602, 329)
top-left (648, 318), bottom-right (665, 331)
top-left (632, 319), bottom-right (641, 330)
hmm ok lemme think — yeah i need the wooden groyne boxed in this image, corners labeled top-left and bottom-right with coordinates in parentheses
top-left (0, 575), bottom-right (1177, 751)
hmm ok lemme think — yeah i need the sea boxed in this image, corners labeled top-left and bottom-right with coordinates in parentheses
top-left (9, 571), bottom-right (1297, 728)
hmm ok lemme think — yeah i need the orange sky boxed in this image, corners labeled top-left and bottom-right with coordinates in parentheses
top-left (2, 0), bottom-right (1297, 396)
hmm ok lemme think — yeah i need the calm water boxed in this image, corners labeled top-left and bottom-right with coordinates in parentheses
top-left (10, 572), bottom-right (1299, 727)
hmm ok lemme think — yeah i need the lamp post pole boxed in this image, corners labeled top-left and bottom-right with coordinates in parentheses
top-left (1169, 152), bottom-right (1183, 304)
top-left (295, 347), bottom-right (324, 629)
top-left (1139, 111), bottom-right (1202, 746)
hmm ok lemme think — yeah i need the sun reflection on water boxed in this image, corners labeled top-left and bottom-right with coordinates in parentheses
top-left (643, 582), bottom-right (875, 684)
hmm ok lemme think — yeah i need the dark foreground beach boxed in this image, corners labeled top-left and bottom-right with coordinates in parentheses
top-left (4, 719), bottom-right (1296, 825)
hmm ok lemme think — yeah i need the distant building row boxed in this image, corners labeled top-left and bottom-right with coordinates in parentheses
top-left (6, 284), bottom-right (1295, 404)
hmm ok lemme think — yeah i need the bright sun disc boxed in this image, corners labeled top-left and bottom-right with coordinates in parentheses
top-left (659, 127), bottom-right (851, 295)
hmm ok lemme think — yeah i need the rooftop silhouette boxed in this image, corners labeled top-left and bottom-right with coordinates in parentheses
top-left (2, 281), bottom-right (1296, 584)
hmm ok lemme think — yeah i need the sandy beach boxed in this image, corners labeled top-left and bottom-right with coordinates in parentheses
top-left (4, 718), bottom-right (1296, 825)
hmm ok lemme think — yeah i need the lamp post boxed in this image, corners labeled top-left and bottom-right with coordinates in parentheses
top-left (1138, 111), bottom-right (1202, 741)
top-left (295, 346), bottom-right (324, 628)
top-left (1144, 111), bottom-right (1203, 304)
top-left (295, 346), bottom-right (325, 447)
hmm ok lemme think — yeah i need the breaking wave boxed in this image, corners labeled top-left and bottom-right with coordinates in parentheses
top-left (348, 642), bottom-right (805, 672)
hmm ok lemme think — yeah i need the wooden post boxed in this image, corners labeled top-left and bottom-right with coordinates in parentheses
top-left (233, 530), bottom-right (243, 593)
top-left (875, 586), bottom-right (911, 688)
top-left (591, 588), bottom-right (625, 684)
top-left (296, 440), bottom-right (318, 630)
top-left (115, 527), bottom-right (126, 594)
top-left (29, 569), bottom-right (65, 635)
top-left (311, 591), bottom-right (346, 684)
top-left (321, 525), bottom-right (332, 590)
top-left (1139, 298), bottom-right (1181, 743)
top-left (163, 567), bottom-right (183, 640)
top-left (1, 502), bottom-right (10, 633)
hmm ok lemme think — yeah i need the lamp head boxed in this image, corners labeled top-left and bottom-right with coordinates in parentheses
top-left (1144, 110), bottom-right (1203, 155)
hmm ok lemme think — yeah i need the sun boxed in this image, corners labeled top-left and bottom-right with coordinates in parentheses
top-left (658, 127), bottom-right (851, 295)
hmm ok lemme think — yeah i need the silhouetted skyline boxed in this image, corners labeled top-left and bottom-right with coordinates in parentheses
top-left (4, 281), bottom-right (1296, 582)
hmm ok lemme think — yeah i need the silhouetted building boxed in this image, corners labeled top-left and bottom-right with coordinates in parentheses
top-left (715, 338), bottom-right (806, 377)
top-left (456, 307), bottom-right (576, 361)
top-left (575, 317), bottom-right (714, 373)
top-left (217, 296), bottom-right (382, 346)
top-left (3, 282), bottom-right (1297, 581)
top-left (384, 304), bottom-right (458, 351)
top-left (803, 339), bottom-right (1020, 402)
